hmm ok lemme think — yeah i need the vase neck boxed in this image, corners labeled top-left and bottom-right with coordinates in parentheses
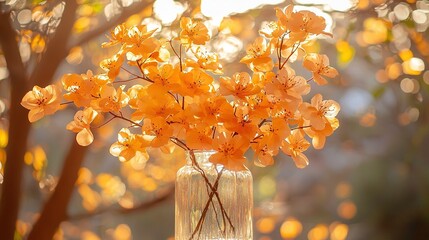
top-left (186, 150), bottom-right (216, 165)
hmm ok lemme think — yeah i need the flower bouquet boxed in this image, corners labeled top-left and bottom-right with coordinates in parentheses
top-left (21, 4), bottom-right (340, 240)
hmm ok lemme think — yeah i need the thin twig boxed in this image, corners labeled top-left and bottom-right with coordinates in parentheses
top-left (191, 168), bottom-right (225, 239)
top-left (280, 41), bottom-right (300, 70)
top-left (94, 115), bottom-right (116, 129)
top-left (114, 77), bottom-right (141, 84)
top-left (291, 125), bottom-right (312, 130)
top-left (278, 35), bottom-right (285, 69)
top-left (121, 67), bottom-right (142, 78)
top-left (182, 96), bottom-right (185, 110)
top-left (109, 111), bottom-right (142, 127)
top-left (169, 40), bottom-right (183, 71)
top-left (60, 101), bottom-right (74, 105)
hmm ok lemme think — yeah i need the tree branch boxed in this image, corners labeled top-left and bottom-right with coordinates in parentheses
top-left (0, 9), bottom-right (31, 240)
top-left (68, 187), bottom-right (174, 222)
top-left (70, 1), bottom-right (150, 50)
top-left (27, 140), bottom-right (88, 240)
top-left (30, 0), bottom-right (78, 87)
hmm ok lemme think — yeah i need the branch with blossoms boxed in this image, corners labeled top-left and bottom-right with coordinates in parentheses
top-left (21, 5), bottom-right (340, 239)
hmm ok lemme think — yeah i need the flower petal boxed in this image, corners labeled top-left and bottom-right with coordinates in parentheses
top-left (76, 128), bottom-right (94, 146)
top-left (292, 152), bottom-right (309, 168)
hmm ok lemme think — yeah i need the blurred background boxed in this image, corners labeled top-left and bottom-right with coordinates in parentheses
top-left (1, 0), bottom-right (429, 239)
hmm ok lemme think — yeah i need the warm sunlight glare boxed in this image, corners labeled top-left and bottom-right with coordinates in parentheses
top-left (153, 0), bottom-right (186, 25)
top-left (295, 0), bottom-right (356, 12)
top-left (201, 0), bottom-right (285, 25)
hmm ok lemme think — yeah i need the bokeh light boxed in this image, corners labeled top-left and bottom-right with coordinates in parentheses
top-left (280, 217), bottom-right (302, 239)
top-left (307, 224), bottom-right (329, 240)
top-left (329, 223), bottom-right (349, 240)
top-left (337, 201), bottom-right (357, 220)
top-left (153, 0), bottom-right (185, 25)
top-left (256, 217), bottom-right (276, 234)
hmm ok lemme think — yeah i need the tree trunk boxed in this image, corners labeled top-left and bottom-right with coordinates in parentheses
top-left (27, 141), bottom-right (87, 240)
top-left (0, 10), bottom-right (31, 240)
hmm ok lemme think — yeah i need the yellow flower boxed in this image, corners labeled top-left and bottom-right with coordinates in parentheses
top-left (189, 94), bottom-right (233, 126)
top-left (252, 138), bottom-right (278, 167)
top-left (66, 107), bottom-right (98, 146)
top-left (259, 118), bottom-right (291, 150)
top-left (300, 94), bottom-right (340, 149)
top-left (186, 125), bottom-right (213, 150)
top-left (176, 68), bottom-right (213, 96)
top-left (210, 133), bottom-right (250, 171)
top-left (146, 64), bottom-right (180, 94)
top-left (224, 107), bottom-right (258, 141)
top-left (240, 37), bottom-right (273, 72)
top-left (219, 72), bottom-right (260, 100)
top-left (288, 10), bottom-right (332, 41)
top-left (100, 53), bottom-right (125, 80)
top-left (62, 71), bottom-right (105, 107)
top-left (131, 92), bottom-right (180, 121)
top-left (110, 128), bottom-right (150, 162)
top-left (260, 21), bottom-right (285, 39)
top-left (21, 85), bottom-right (61, 122)
top-left (275, 5), bottom-right (294, 32)
top-left (102, 24), bottom-right (130, 48)
top-left (125, 26), bottom-right (160, 61)
top-left (304, 119), bottom-right (337, 149)
top-left (142, 117), bottom-right (173, 147)
top-left (277, 5), bottom-right (332, 42)
top-left (299, 94), bottom-right (340, 131)
top-left (180, 17), bottom-right (210, 46)
top-left (265, 66), bottom-right (310, 102)
top-left (91, 85), bottom-right (129, 113)
top-left (186, 47), bottom-right (223, 73)
top-left (281, 129), bottom-right (310, 168)
top-left (303, 53), bottom-right (338, 85)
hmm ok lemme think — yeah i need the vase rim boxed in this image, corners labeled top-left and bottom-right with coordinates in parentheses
top-left (185, 150), bottom-right (216, 165)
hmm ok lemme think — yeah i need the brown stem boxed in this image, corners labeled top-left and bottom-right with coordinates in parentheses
top-left (291, 125), bottom-right (312, 130)
top-left (135, 60), bottom-right (155, 83)
top-left (187, 151), bottom-right (235, 239)
top-left (94, 115), bottom-right (117, 129)
top-left (169, 40), bottom-right (183, 72)
top-left (60, 101), bottom-right (74, 105)
top-left (280, 42), bottom-right (300, 70)
top-left (113, 77), bottom-right (141, 83)
top-left (0, 9), bottom-right (31, 240)
top-left (277, 35), bottom-right (285, 69)
top-left (120, 66), bottom-right (145, 80)
top-left (191, 168), bottom-right (225, 239)
top-left (109, 111), bottom-right (142, 127)
top-left (27, 140), bottom-right (88, 240)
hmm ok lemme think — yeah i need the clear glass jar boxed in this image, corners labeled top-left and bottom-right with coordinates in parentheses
top-left (175, 150), bottom-right (253, 240)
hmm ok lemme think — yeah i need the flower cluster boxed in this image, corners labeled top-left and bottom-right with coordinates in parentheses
top-left (21, 5), bottom-right (340, 170)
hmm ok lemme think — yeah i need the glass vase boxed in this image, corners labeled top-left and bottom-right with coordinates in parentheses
top-left (175, 150), bottom-right (253, 240)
